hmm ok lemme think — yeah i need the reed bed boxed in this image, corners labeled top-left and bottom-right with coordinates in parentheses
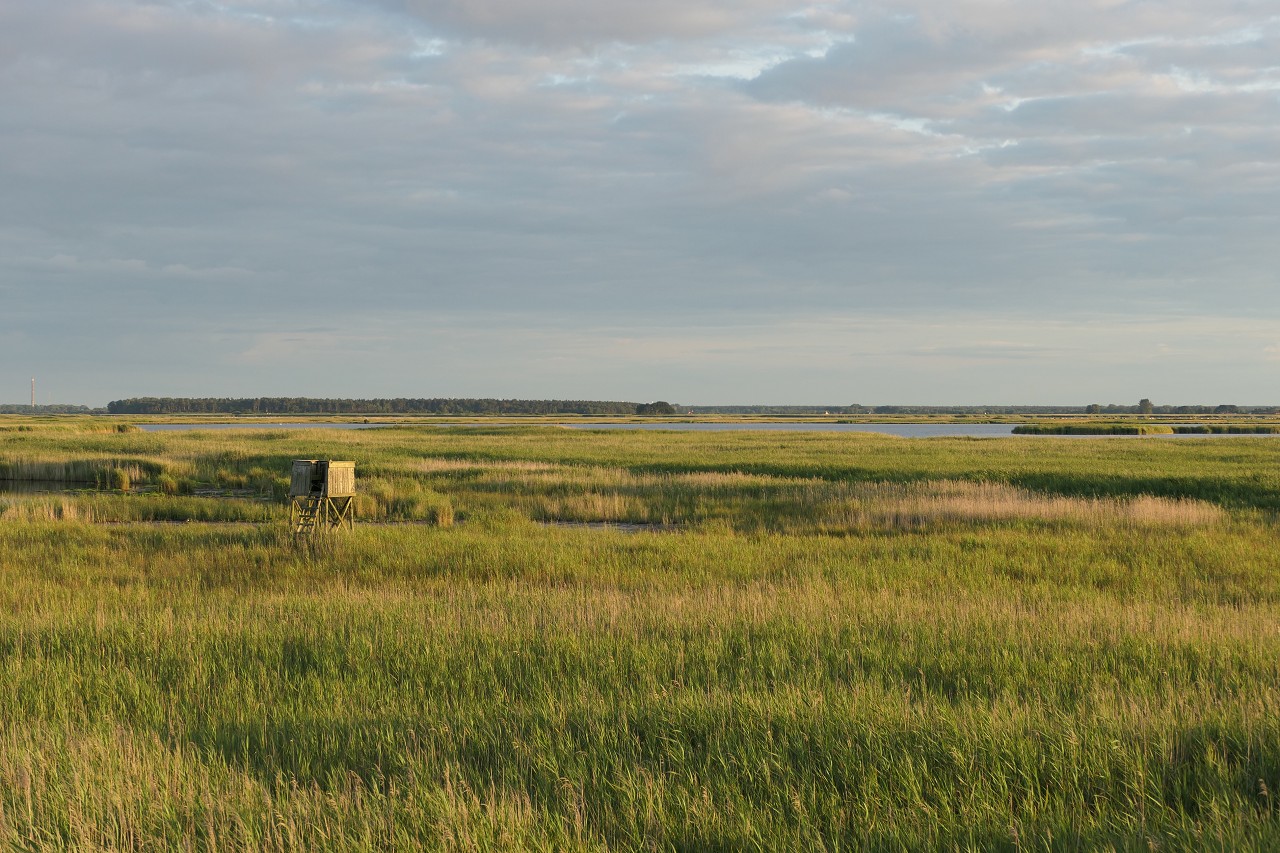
top-left (0, 457), bottom-right (151, 487)
top-left (821, 480), bottom-right (1226, 532)
top-left (1, 419), bottom-right (1279, 848)
top-left (1175, 425), bottom-right (1280, 434)
top-left (1013, 423), bottom-right (1177, 435)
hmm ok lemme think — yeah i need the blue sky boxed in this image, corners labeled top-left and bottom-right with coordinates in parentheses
top-left (2, 0), bottom-right (1278, 406)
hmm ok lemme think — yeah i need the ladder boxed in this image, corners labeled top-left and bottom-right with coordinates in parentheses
top-left (292, 496), bottom-right (325, 535)
top-left (290, 495), bottom-right (353, 535)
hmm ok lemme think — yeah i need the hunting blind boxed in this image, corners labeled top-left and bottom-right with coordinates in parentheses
top-left (289, 460), bottom-right (355, 534)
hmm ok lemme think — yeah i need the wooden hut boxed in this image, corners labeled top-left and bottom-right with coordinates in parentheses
top-left (289, 460), bottom-right (355, 533)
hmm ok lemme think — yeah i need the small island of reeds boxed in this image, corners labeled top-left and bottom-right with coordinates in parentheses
top-left (1013, 422), bottom-right (1177, 435)
top-left (1015, 421), bottom-right (1280, 435)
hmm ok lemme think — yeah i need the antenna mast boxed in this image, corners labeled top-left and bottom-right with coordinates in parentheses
top-left (31, 377), bottom-right (35, 409)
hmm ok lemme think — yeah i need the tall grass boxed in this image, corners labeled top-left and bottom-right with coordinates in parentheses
top-left (817, 479), bottom-right (1226, 532)
top-left (1, 419), bottom-right (1280, 848)
top-left (0, 457), bottom-right (151, 485)
top-left (1014, 423), bottom-right (1176, 435)
top-left (1175, 424), bottom-right (1280, 434)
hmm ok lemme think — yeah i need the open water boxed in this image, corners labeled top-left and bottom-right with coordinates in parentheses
top-left (131, 422), bottom-right (1280, 438)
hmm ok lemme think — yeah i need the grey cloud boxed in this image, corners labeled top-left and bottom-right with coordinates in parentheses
top-left (3, 0), bottom-right (1280, 404)
top-left (747, 4), bottom-right (1280, 117)
top-left (361, 0), bottom-right (795, 47)
top-left (978, 90), bottom-right (1278, 137)
top-left (907, 341), bottom-right (1066, 361)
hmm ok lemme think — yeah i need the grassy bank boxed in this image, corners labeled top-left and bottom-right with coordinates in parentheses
top-left (2, 420), bottom-right (1279, 849)
top-left (1015, 423), bottom-right (1280, 436)
top-left (1013, 423), bottom-right (1176, 435)
top-left (1174, 424), bottom-right (1280, 434)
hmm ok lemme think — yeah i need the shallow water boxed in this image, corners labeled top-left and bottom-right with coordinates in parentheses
top-left (561, 423), bottom-right (1280, 438)
top-left (135, 421), bottom-right (1016, 437)
top-left (138, 422), bottom-right (388, 432)
top-left (561, 422), bottom-right (1019, 438)
top-left (132, 421), bottom-right (1280, 438)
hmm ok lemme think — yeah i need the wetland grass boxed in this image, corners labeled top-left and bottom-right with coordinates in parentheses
top-left (1, 419), bottom-right (1279, 849)
top-left (1013, 423), bottom-right (1177, 435)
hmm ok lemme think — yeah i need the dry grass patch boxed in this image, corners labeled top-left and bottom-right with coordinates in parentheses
top-left (0, 458), bottom-right (147, 486)
top-left (531, 491), bottom-right (650, 523)
top-left (667, 471), bottom-right (790, 488)
top-left (412, 458), bottom-right (561, 474)
top-left (826, 480), bottom-right (1226, 531)
top-left (0, 496), bottom-right (94, 522)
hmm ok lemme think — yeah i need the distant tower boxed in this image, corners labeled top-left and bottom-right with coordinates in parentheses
top-left (30, 377), bottom-right (35, 409)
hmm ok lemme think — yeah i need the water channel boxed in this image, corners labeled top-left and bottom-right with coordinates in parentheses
top-left (135, 421), bottom-right (1020, 437)
top-left (138, 422), bottom-right (386, 432)
top-left (133, 422), bottom-right (1280, 438)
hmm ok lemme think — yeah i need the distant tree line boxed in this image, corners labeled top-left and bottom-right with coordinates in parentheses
top-left (685, 403), bottom-right (1279, 416)
top-left (0, 404), bottom-right (97, 414)
top-left (105, 397), bottom-right (658, 416)
top-left (685, 406), bottom-right (847, 415)
top-left (635, 401), bottom-right (677, 416)
top-left (54, 397), bottom-right (1280, 418)
top-left (683, 404), bottom-right (1127, 415)
top-left (1083, 401), bottom-right (1269, 416)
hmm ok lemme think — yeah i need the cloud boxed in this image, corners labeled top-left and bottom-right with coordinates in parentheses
top-left (907, 341), bottom-right (1064, 362)
top-left (746, 5), bottom-right (1280, 145)
top-left (230, 329), bottom-right (386, 365)
top-left (365, 0), bottom-right (797, 47)
top-left (1, 0), bottom-right (1278, 404)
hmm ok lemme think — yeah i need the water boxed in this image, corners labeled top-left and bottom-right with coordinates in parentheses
top-left (132, 421), bottom-right (1280, 438)
top-left (138, 422), bottom-right (388, 432)
top-left (560, 422), bottom-right (1019, 437)
top-left (135, 421), bottom-right (1018, 437)
top-left (564, 423), bottom-right (1280, 438)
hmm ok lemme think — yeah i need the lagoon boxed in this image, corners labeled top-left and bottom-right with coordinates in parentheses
top-left (132, 421), bottom-right (1280, 438)
top-left (135, 421), bottom-right (1017, 437)
top-left (562, 422), bottom-right (1019, 437)
top-left (138, 422), bottom-right (388, 432)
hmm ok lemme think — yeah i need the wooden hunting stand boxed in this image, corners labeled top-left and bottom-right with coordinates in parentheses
top-left (289, 460), bottom-right (355, 535)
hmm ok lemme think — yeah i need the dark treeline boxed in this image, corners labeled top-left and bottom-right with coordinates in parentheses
top-left (690, 404), bottom-right (1280, 415)
top-left (1082, 403), bottom-right (1278, 416)
top-left (686, 406), bottom-right (849, 415)
top-left (49, 398), bottom-right (1280, 417)
top-left (105, 397), bottom-right (650, 416)
top-left (857, 404), bottom-right (1280, 416)
top-left (0, 404), bottom-right (97, 414)
top-left (685, 405), bottom-right (1113, 415)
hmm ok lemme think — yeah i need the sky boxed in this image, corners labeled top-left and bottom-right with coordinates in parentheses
top-left (2, 0), bottom-right (1278, 407)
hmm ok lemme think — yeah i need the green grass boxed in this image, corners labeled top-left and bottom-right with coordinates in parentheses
top-left (1, 419), bottom-right (1280, 849)
top-left (1174, 425), bottom-right (1280, 435)
top-left (1013, 423), bottom-right (1177, 435)
top-left (1015, 423), bottom-right (1280, 436)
